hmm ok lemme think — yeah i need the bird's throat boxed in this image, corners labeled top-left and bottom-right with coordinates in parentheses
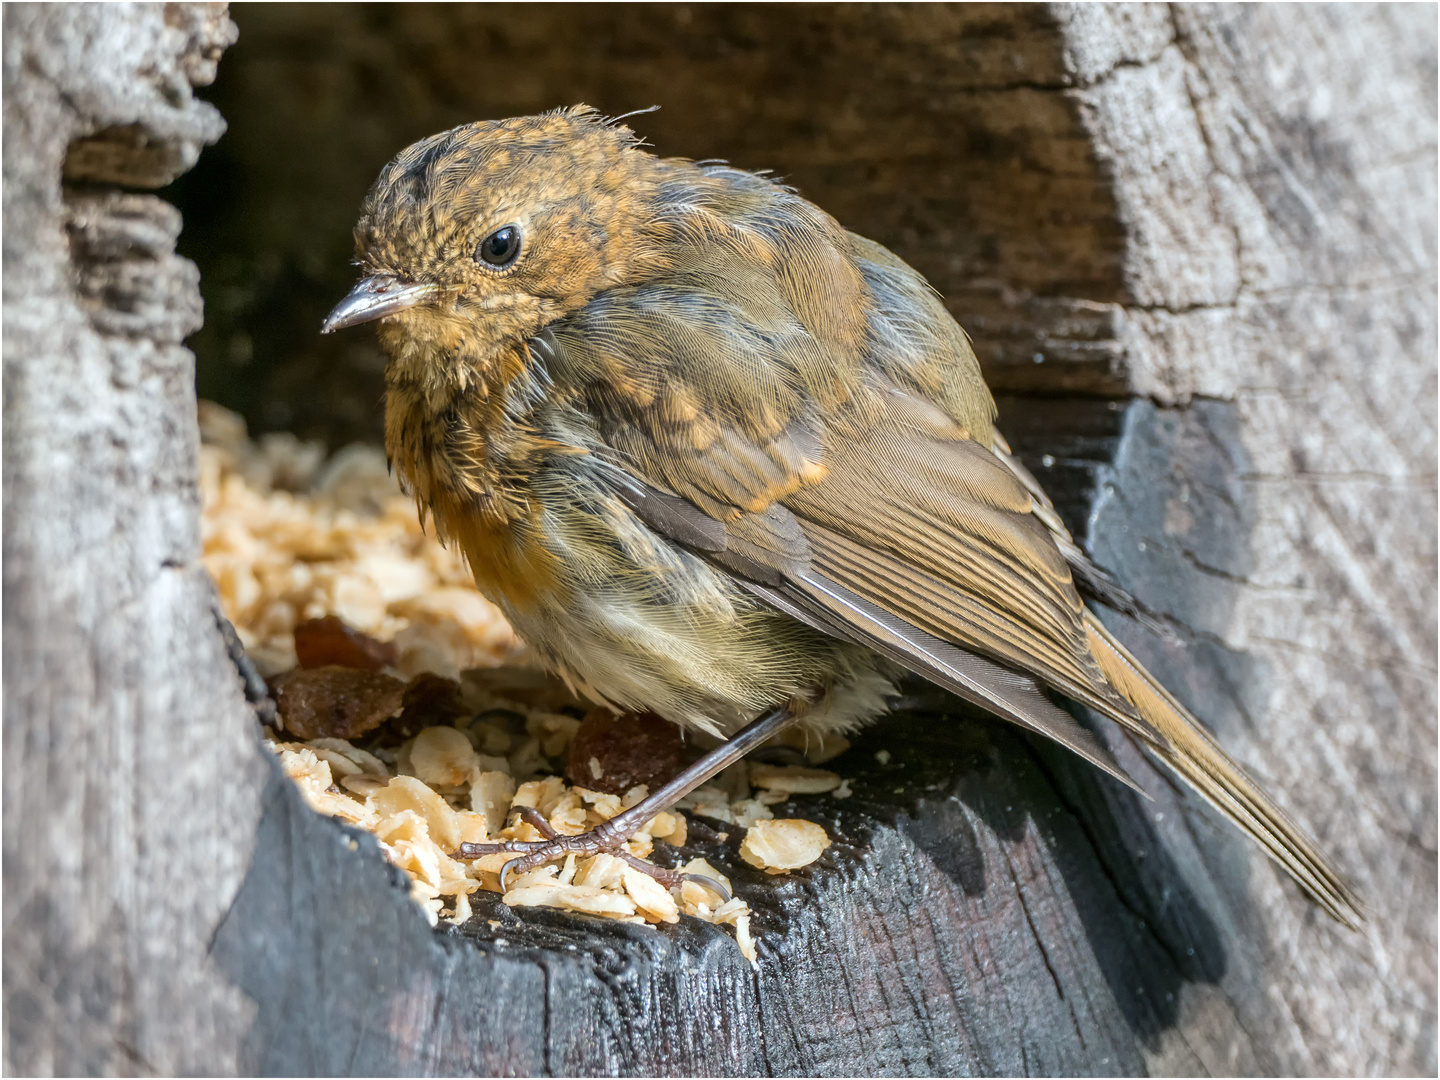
top-left (382, 331), bottom-right (529, 511)
top-left (382, 338), bottom-right (571, 615)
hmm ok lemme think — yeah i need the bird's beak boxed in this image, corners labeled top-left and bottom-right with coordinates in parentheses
top-left (320, 275), bottom-right (445, 334)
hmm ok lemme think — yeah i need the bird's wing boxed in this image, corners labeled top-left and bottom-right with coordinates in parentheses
top-left (604, 459), bottom-right (1140, 789)
top-left (780, 398), bottom-right (1137, 725)
top-left (543, 241), bottom-right (1151, 785)
top-left (542, 205), bottom-right (1360, 924)
top-left (547, 218), bottom-right (1146, 724)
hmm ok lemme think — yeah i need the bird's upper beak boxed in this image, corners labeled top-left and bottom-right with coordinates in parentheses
top-left (320, 275), bottom-right (446, 334)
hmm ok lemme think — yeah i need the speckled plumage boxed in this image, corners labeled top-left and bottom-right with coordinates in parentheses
top-left (328, 106), bottom-right (1360, 926)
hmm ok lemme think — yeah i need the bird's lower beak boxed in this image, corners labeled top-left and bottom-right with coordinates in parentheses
top-left (321, 275), bottom-right (445, 333)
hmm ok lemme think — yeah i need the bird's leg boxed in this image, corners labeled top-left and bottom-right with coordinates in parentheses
top-left (455, 705), bottom-right (795, 898)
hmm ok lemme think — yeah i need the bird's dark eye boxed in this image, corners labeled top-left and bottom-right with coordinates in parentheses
top-left (476, 225), bottom-right (521, 269)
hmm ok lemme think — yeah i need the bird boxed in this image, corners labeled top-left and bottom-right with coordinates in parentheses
top-left (322, 105), bottom-right (1361, 927)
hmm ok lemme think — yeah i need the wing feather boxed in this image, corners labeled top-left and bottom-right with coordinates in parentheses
top-left (802, 518), bottom-right (1120, 715)
top-left (1084, 612), bottom-right (1362, 926)
top-left (538, 175), bottom-right (1361, 923)
top-left (742, 577), bottom-right (1142, 792)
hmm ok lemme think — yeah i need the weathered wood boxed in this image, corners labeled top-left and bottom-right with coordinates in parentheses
top-left (5, 3), bottom-right (1434, 1076)
top-left (216, 693), bottom-right (1231, 1076)
top-left (2, 5), bottom-right (262, 1075)
top-left (1057, 6), bottom-right (1437, 1072)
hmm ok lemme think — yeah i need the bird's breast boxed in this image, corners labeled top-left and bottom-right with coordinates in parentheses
top-left (384, 360), bottom-right (573, 615)
top-left (449, 509), bottom-right (569, 615)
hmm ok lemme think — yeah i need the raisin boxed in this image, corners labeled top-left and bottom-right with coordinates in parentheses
top-left (371, 672), bottom-right (470, 743)
top-left (293, 615), bottom-right (398, 671)
top-left (565, 710), bottom-right (688, 795)
top-left (273, 666), bottom-right (406, 740)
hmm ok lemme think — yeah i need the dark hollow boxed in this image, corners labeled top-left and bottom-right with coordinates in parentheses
top-left (169, 1), bottom-right (1127, 450)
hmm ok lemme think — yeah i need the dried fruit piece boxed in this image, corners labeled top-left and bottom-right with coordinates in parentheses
top-left (294, 615), bottom-right (399, 671)
top-left (739, 818), bottom-right (832, 874)
top-left (565, 710), bottom-right (688, 795)
top-left (367, 672), bottom-right (470, 745)
top-left (273, 666), bottom-right (405, 740)
top-left (397, 672), bottom-right (469, 733)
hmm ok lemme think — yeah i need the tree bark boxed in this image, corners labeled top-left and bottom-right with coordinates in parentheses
top-left (2, 4), bottom-right (261, 1075)
top-left (1058, 7), bottom-right (1436, 1071)
top-left (4, 3), bottom-right (1433, 1075)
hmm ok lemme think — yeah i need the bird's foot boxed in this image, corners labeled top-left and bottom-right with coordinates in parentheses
top-left (454, 704), bottom-right (798, 902)
top-left (456, 805), bottom-right (732, 901)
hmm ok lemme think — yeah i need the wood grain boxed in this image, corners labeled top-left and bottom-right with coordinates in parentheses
top-left (2, 5), bottom-right (259, 1075)
top-left (1057, 5), bottom-right (1436, 1072)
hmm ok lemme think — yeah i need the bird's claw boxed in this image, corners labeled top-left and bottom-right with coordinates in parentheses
top-left (678, 872), bottom-right (732, 905)
top-left (498, 856), bottom-right (522, 893)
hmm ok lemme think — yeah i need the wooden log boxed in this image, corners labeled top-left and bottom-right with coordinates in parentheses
top-left (2, 5), bottom-right (259, 1075)
top-left (4, 3), bottom-right (1433, 1075)
top-left (1058, 6), bottom-right (1436, 1071)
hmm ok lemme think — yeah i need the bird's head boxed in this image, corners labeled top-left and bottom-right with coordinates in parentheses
top-left (323, 106), bottom-right (665, 376)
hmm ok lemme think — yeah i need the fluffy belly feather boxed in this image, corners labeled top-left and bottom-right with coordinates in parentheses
top-left (457, 468), bottom-right (895, 738)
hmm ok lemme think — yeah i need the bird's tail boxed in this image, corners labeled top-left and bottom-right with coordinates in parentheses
top-left (1083, 610), bottom-right (1364, 929)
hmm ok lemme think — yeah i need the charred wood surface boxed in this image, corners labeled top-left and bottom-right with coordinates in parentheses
top-left (218, 689), bottom-right (1229, 1077)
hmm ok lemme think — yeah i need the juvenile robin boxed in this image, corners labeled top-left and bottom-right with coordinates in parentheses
top-left (323, 106), bottom-right (1361, 926)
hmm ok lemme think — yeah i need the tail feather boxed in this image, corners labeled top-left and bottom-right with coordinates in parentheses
top-left (1084, 611), bottom-right (1364, 929)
